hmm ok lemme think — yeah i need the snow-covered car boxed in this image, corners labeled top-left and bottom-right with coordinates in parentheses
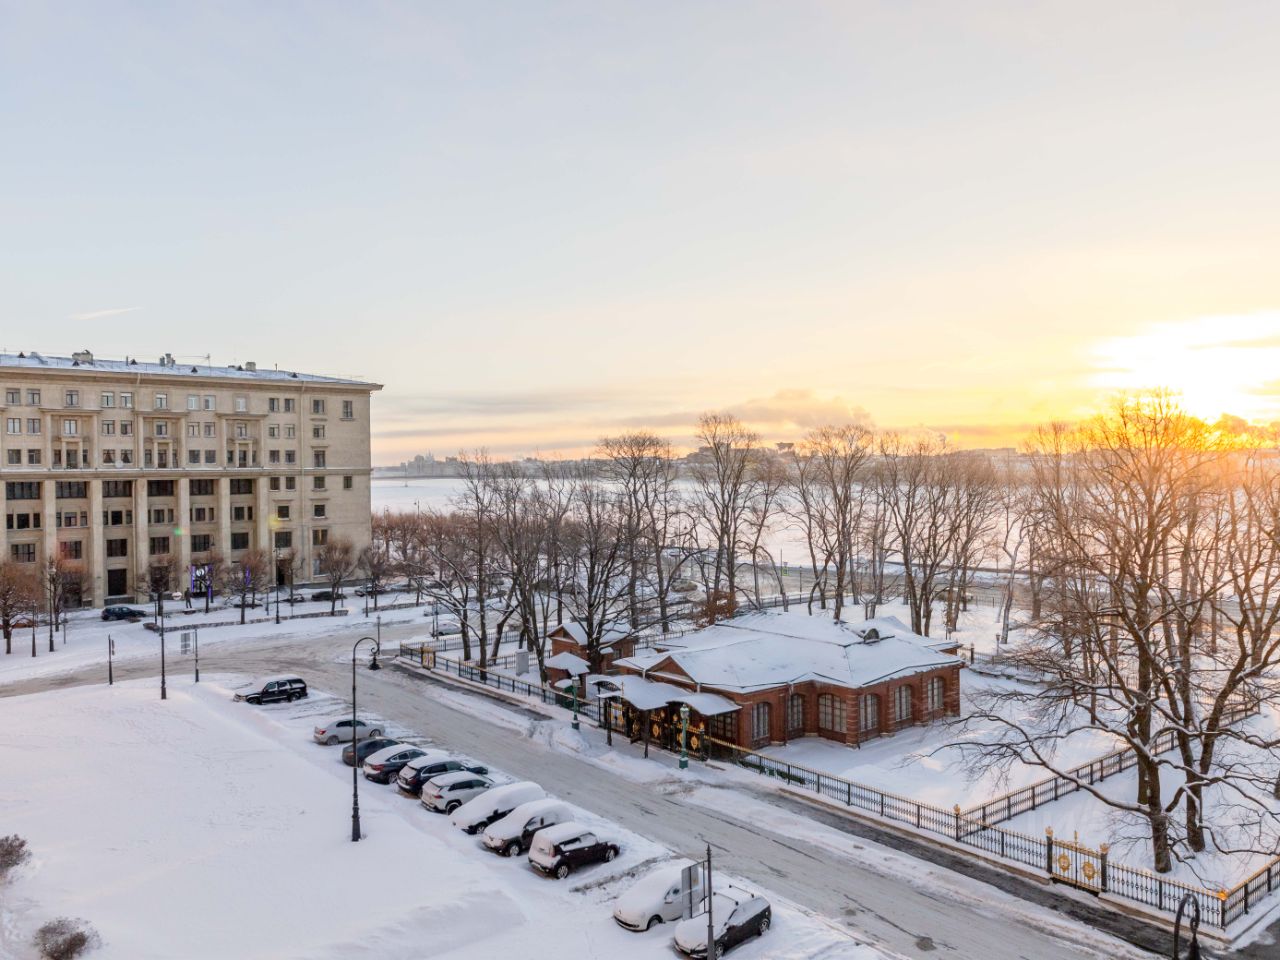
top-left (234, 677), bottom-right (308, 704)
top-left (673, 886), bottom-right (771, 958)
top-left (341, 737), bottom-right (401, 767)
top-left (613, 862), bottom-right (704, 931)
top-left (395, 751), bottom-right (488, 795)
top-left (362, 744), bottom-right (428, 784)
top-left (421, 771), bottom-right (495, 813)
top-left (527, 821), bottom-right (618, 879)
top-left (481, 798), bottom-right (572, 857)
top-left (451, 781), bottom-right (545, 834)
top-left (313, 717), bottom-right (384, 745)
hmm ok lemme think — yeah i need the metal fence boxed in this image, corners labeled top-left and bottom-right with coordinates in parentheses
top-left (397, 641), bottom-right (1274, 931)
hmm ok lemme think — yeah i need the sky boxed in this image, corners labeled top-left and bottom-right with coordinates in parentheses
top-left (3, 2), bottom-right (1280, 462)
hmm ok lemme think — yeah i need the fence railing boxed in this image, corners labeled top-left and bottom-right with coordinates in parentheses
top-left (396, 641), bottom-right (1273, 931)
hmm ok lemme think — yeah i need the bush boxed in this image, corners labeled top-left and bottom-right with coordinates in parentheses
top-left (0, 834), bottom-right (31, 877)
top-left (33, 918), bottom-right (101, 960)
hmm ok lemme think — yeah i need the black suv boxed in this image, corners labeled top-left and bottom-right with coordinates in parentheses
top-left (234, 677), bottom-right (308, 704)
top-left (396, 757), bottom-right (489, 796)
top-left (102, 606), bottom-right (146, 621)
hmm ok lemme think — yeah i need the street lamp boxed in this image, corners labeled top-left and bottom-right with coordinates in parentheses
top-left (679, 703), bottom-right (690, 770)
top-left (154, 589), bottom-right (168, 701)
top-left (274, 550), bottom-right (282, 624)
top-left (350, 635), bottom-right (381, 842)
top-left (571, 678), bottom-right (580, 731)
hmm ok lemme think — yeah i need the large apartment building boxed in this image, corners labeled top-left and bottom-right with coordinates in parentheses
top-left (0, 350), bottom-right (381, 607)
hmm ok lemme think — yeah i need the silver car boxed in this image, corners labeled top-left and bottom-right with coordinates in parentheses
top-left (313, 717), bottom-right (384, 745)
top-left (420, 771), bottom-right (495, 813)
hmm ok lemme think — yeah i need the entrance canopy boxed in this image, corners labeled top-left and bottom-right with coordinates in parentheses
top-left (592, 676), bottom-right (739, 717)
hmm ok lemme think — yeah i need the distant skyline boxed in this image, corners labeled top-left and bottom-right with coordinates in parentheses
top-left (4, 3), bottom-right (1280, 459)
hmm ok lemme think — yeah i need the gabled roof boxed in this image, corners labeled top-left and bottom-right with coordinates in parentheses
top-left (615, 612), bottom-right (961, 694)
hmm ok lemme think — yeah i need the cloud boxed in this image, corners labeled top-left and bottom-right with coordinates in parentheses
top-left (69, 307), bottom-right (139, 321)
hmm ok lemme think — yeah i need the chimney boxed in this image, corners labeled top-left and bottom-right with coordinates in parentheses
top-left (71, 349), bottom-right (94, 365)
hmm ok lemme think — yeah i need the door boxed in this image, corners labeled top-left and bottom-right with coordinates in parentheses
top-left (262, 682), bottom-right (280, 702)
top-left (107, 568), bottom-right (128, 597)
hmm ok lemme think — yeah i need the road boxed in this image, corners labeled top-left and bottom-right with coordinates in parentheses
top-left (2, 626), bottom-right (1254, 960)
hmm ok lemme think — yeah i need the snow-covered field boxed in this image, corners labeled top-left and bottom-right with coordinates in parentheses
top-left (0, 677), bottom-right (881, 960)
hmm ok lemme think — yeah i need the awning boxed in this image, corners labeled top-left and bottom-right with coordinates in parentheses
top-left (595, 676), bottom-right (739, 716)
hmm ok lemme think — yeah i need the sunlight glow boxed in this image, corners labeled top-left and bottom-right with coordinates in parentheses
top-left (1091, 313), bottom-right (1280, 424)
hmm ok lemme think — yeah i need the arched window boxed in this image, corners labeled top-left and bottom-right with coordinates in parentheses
top-left (893, 685), bottom-right (913, 725)
top-left (818, 694), bottom-right (846, 733)
top-left (787, 694), bottom-right (805, 735)
top-left (859, 693), bottom-right (879, 733)
top-left (925, 676), bottom-right (945, 714)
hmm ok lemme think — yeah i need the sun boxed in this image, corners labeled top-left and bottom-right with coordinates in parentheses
top-left (1091, 313), bottom-right (1280, 423)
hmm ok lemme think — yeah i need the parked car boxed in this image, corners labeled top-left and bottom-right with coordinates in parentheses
top-left (283, 594), bottom-right (306, 604)
top-left (421, 771), bottom-right (495, 813)
top-left (234, 677), bottom-right (308, 704)
top-left (313, 718), bottom-right (384, 746)
top-left (311, 590), bottom-right (345, 602)
top-left (354, 585), bottom-right (387, 597)
top-left (102, 606), bottom-right (146, 621)
top-left (482, 798), bottom-right (572, 857)
top-left (528, 821), bottom-right (619, 879)
top-left (342, 737), bottom-right (401, 767)
top-left (613, 862), bottom-right (704, 931)
top-left (451, 781), bottom-right (546, 835)
top-left (363, 744), bottom-right (428, 784)
top-left (673, 886), bottom-right (771, 958)
top-left (396, 751), bottom-right (489, 796)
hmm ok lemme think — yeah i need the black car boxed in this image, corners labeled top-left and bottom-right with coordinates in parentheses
top-left (395, 756), bottom-right (490, 796)
top-left (342, 737), bottom-right (402, 767)
top-left (102, 605), bottom-right (146, 621)
top-left (311, 590), bottom-right (346, 602)
top-left (528, 823), bottom-right (619, 879)
top-left (283, 594), bottom-right (306, 604)
top-left (234, 677), bottom-right (308, 704)
top-left (362, 745), bottom-right (428, 783)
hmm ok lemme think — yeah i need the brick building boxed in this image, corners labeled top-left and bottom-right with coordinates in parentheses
top-left (613, 612), bottom-right (963, 751)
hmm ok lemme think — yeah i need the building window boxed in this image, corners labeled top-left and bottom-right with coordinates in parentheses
top-left (120, 392), bottom-right (132, 409)
top-left (234, 395), bottom-right (247, 412)
top-left (818, 694), bottom-right (846, 734)
top-left (203, 422), bottom-right (215, 438)
top-left (148, 480), bottom-right (175, 497)
top-left (26, 418), bottom-right (40, 434)
top-left (26, 450), bottom-right (40, 465)
top-left (59, 540), bottom-right (83, 560)
top-left (312, 425), bottom-right (325, 439)
top-left (311, 398), bottom-right (325, 415)
top-left (62, 419), bottom-right (78, 436)
top-left (154, 393), bottom-right (167, 410)
top-left (4, 388), bottom-right (17, 404)
top-left (313, 451), bottom-right (326, 468)
top-left (188, 450), bottom-right (200, 465)
top-left (342, 399), bottom-right (354, 420)
top-left (268, 450), bottom-right (281, 464)
top-left (102, 449), bottom-right (116, 465)
top-left (150, 537), bottom-right (171, 555)
top-left (706, 712), bottom-right (736, 742)
top-left (6, 450), bottom-right (19, 465)
top-left (283, 398), bottom-right (295, 412)
top-left (343, 475), bottom-right (353, 490)
top-left (229, 479), bottom-right (254, 495)
top-left (925, 677), bottom-right (945, 715)
top-left (203, 450), bottom-right (215, 464)
top-left (232, 505), bottom-right (252, 522)
top-left (10, 544), bottom-right (36, 563)
top-left (190, 479), bottom-right (214, 496)
top-left (267, 424), bottom-right (279, 439)
top-left (284, 424), bottom-right (295, 439)
top-left (284, 477), bottom-right (296, 491)
top-left (274, 531), bottom-right (292, 549)
top-left (5, 418), bottom-right (18, 434)
top-left (312, 528), bottom-right (328, 546)
top-left (284, 450), bottom-right (296, 465)
top-left (27, 389), bottom-right (41, 405)
top-left (268, 397), bottom-right (280, 412)
top-left (313, 503), bottom-right (326, 519)
top-left (859, 694), bottom-right (880, 734)
top-left (64, 390), bottom-right (79, 407)
top-left (106, 539), bottom-right (128, 558)
top-left (100, 391), bottom-right (114, 408)
top-left (121, 450), bottom-right (133, 464)
top-left (787, 694), bottom-right (804, 734)
top-left (893, 686), bottom-right (913, 726)
top-left (750, 702), bottom-right (771, 745)
top-left (186, 423), bottom-right (198, 438)
top-left (312, 475), bottom-right (326, 491)
top-left (103, 481), bottom-right (133, 498)
top-left (191, 534), bottom-right (212, 553)
top-left (120, 420), bottom-right (133, 436)
top-left (187, 394), bottom-right (199, 411)
top-left (269, 477), bottom-right (280, 491)
top-left (276, 505), bottom-right (290, 520)
top-left (154, 421), bottom-right (169, 438)
top-left (102, 420), bottom-right (116, 435)
top-left (5, 481), bottom-right (40, 500)
top-left (203, 395), bottom-right (215, 411)
top-left (56, 481), bottom-right (87, 499)
top-left (230, 532), bottom-right (250, 550)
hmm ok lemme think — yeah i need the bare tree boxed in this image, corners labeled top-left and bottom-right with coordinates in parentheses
top-left (220, 548), bottom-right (272, 623)
top-left (315, 539), bottom-right (356, 616)
top-left (0, 561), bottom-right (39, 655)
top-left (42, 557), bottom-right (84, 652)
top-left (688, 413), bottom-right (762, 614)
top-left (359, 539), bottom-right (395, 612)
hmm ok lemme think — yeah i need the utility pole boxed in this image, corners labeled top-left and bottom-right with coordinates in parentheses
top-left (705, 843), bottom-right (715, 959)
top-left (156, 590), bottom-right (167, 701)
top-left (108, 634), bottom-right (114, 685)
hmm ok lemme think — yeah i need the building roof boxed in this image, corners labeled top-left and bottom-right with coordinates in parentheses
top-left (544, 651), bottom-right (591, 674)
top-left (615, 612), bottom-right (961, 694)
top-left (0, 351), bottom-right (379, 389)
top-left (593, 675), bottom-right (739, 716)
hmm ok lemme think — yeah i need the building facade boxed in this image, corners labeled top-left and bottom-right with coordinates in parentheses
top-left (0, 351), bottom-right (381, 606)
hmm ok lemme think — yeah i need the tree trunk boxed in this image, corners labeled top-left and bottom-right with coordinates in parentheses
top-left (1149, 808), bottom-right (1173, 874)
top-left (1185, 780), bottom-right (1206, 854)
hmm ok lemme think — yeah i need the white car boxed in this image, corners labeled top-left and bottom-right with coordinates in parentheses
top-left (313, 717), bottom-right (384, 745)
top-left (451, 781), bottom-right (546, 835)
top-left (673, 886), bottom-right (771, 958)
top-left (481, 798), bottom-right (572, 857)
top-left (613, 862), bottom-right (704, 931)
top-left (421, 771), bottom-right (495, 813)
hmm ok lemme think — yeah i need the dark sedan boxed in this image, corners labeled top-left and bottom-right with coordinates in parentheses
top-left (102, 606), bottom-right (146, 621)
top-left (362, 745), bottom-right (428, 784)
top-left (342, 737), bottom-right (401, 767)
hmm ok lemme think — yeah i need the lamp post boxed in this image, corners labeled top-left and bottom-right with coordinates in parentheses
top-left (154, 589), bottom-right (167, 701)
top-left (571, 678), bottom-right (580, 731)
top-left (350, 635), bottom-right (381, 842)
top-left (274, 550), bottom-right (282, 624)
top-left (679, 703), bottom-right (690, 770)
top-left (1173, 892), bottom-right (1202, 959)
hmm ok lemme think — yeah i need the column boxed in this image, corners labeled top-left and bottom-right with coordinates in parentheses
top-left (177, 477), bottom-right (191, 584)
top-left (133, 480), bottom-right (149, 600)
top-left (255, 477), bottom-right (270, 551)
top-left (41, 480), bottom-right (57, 569)
top-left (89, 479), bottom-right (105, 606)
top-left (218, 477), bottom-right (231, 557)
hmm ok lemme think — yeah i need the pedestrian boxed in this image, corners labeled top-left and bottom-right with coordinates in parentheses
top-left (184, 588), bottom-right (193, 611)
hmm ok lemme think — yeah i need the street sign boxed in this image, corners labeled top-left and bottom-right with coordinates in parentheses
top-left (180, 631), bottom-right (192, 655)
top-left (190, 564), bottom-right (210, 591)
top-left (515, 650), bottom-right (530, 675)
top-left (680, 863), bottom-right (700, 920)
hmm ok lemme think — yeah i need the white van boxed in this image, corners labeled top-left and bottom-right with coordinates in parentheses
top-left (613, 862), bottom-right (704, 931)
top-left (482, 798), bottom-right (573, 857)
top-left (450, 780), bottom-right (545, 834)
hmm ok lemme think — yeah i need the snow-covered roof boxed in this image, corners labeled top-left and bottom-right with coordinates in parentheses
top-left (597, 675), bottom-right (739, 716)
top-left (549, 621), bottom-right (632, 649)
top-left (544, 651), bottom-right (590, 674)
top-left (616, 611), bottom-right (961, 694)
top-left (0, 351), bottom-right (378, 388)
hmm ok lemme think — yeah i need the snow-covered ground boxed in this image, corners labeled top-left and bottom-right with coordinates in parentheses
top-left (0, 677), bottom-right (882, 960)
